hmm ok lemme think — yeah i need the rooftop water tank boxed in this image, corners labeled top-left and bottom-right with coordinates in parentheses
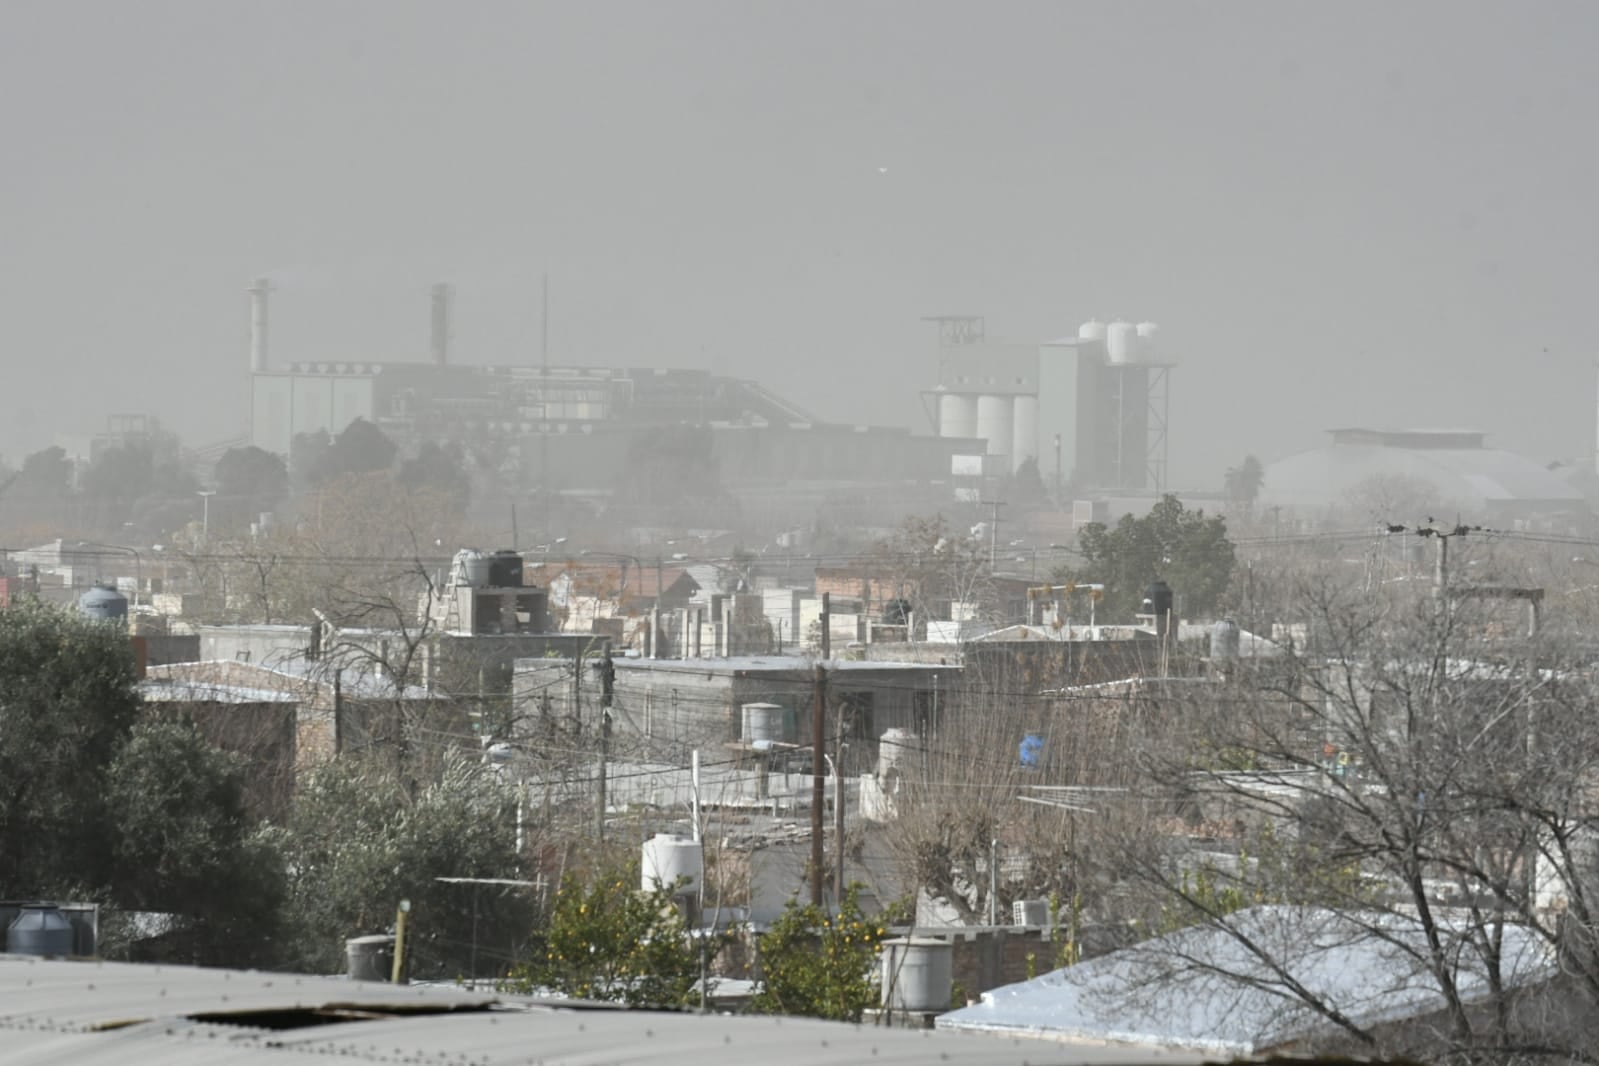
top-left (454, 549), bottom-right (492, 589)
top-left (641, 833), bottom-right (703, 897)
top-left (7, 904), bottom-right (75, 957)
top-left (1107, 320), bottom-right (1138, 364)
top-left (1135, 321), bottom-right (1160, 364)
top-left (880, 937), bottom-right (954, 1013)
top-left (1077, 319), bottom-right (1108, 344)
top-left (1144, 579), bottom-right (1174, 620)
top-left (741, 703), bottom-right (785, 745)
top-left (345, 934), bottom-right (395, 982)
top-left (78, 582), bottom-right (128, 621)
top-left (488, 550), bottom-right (523, 588)
top-left (1211, 618), bottom-right (1242, 660)
top-left (878, 728), bottom-right (917, 776)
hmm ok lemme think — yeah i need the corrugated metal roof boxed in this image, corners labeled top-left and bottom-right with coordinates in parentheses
top-left (0, 955), bottom-right (1198, 1065)
top-left (937, 905), bottom-right (1554, 1054)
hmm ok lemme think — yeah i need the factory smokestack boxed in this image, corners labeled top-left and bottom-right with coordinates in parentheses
top-left (430, 283), bottom-right (453, 366)
top-left (247, 278), bottom-right (272, 372)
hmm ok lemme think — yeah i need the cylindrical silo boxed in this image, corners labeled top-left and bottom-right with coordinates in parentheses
top-left (1135, 321), bottom-right (1160, 364)
top-left (1107, 320), bottom-right (1137, 364)
top-left (975, 395), bottom-right (1013, 459)
top-left (938, 393), bottom-right (978, 440)
top-left (1078, 319), bottom-right (1107, 345)
top-left (1011, 395), bottom-right (1039, 472)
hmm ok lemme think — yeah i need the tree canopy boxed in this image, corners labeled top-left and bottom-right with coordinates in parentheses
top-left (1061, 495), bottom-right (1235, 620)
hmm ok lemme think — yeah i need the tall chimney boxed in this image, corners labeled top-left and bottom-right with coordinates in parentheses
top-left (247, 278), bottom-right (272, 372)
top-left (430, 282), bottom-right (453, 366)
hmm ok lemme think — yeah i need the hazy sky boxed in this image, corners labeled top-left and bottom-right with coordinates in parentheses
top-left (3, 1), bottom-right (1596, 487)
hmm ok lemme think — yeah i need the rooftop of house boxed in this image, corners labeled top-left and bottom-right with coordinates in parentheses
top-left (937, 904), bottom-right (1554, 1054)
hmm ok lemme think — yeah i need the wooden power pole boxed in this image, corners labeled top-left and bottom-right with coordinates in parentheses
top-left (810, 662), bottom-right (828, 907)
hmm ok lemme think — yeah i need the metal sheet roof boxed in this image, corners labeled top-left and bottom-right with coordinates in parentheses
top-left (937, 905), bottom-right (1554, 1054)
top-left (0, 955), bottom-right (1202, 1065)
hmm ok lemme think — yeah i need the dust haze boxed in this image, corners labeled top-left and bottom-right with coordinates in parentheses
top-left (3, 1), bottom-right (1596, 484)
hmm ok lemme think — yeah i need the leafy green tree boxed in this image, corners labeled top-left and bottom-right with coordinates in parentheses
top-left (0, 603), bottom-right (280, 963)
top-left (0, 601), bottom-right (142, 895)
top-left (269, 753), bottom-right (533, 978)
top-left (398, 441), bottom-right (470, 511)
top-left (14, 445), bottom-right (73, 498)
top-left (510, 860), bottom-right (709, 1007)
top-left (105, 719), bottom-right (284, 965)
top-left (291, 419), bottom-right (398, 489)
top-left (1060, 494), bottom-right (1235, 621)
top-left (214, 445), bottom-right (289, 528)
top-left (755, 886), bottom-right (887, 1022)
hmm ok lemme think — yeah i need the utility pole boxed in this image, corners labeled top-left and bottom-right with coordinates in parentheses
top-left (595, 646), bottom-right (614, 841)
top-left (820, 591), bottom-right (831, 660)
top-left (810, 662), bottom-right (828, 907)
top-left (833, 722), bottom-right (846, 906)
top-left (979, 499), bottom-right (1005, 568)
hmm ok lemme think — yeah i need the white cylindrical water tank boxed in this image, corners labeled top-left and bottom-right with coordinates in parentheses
top-left (1077, 319), bottom-right (1107, 344)
top-left (878, 728), bottom-right (918, 776)
top-left (1107, 320), bottom-right (1137, 364)
top-left (1135, 321), bottom-right (1160, 365)
top-left (880, 938), bottom-right (955, 1013)
top-left (1011, 395), bottom-right (1039, 472)
top-left (741, 702), bottom-right (785, 744)
top-left (642, 833), bottom-right (704, 897)
top-left (975, 395), bottom-right (1013, 458)
top-left (938, 393), bottom-right (978, 440)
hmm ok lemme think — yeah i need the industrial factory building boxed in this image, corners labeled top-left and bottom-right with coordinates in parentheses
top-left (1261, 427), bottom-right (1586, 523)
top-left (924, 316), bottom-right (1173, 494)
top-left (245, 281), bottom-right (983, 501)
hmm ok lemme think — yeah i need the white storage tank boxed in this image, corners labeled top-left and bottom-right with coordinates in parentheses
top-left (1107, 320), bottom-right (1138, 364)
top-left (741, 702), bottom-right (785, 745)
top-left (877, 728), bottom-right (918, 776)
top-left (938, 392), bottom-right (978, 440)
top-left (1077, 319), bottom-right (1107, 344)
top-left (453, 549), bottom-right (492, 588)
top-left (1210, 618), bottom-right (1242, 660)
top-left (1011, 395), bottom-right (1039, 472)
top-left (880, 937), bottom-right (955, 1013)
top-left (975, 395), bottom-right (1013, 458)
top-left (641, 833), bottom-right (703, 897)
top-left (1135, 321), bottom-right (1160, 364)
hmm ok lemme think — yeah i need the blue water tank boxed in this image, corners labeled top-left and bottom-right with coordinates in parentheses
top-left (7, 904), bottom-right (75, 957)
top-left (78, 582), bottom-right (128, 621)
top-left (1019, 733), bottom-right (1045, 769)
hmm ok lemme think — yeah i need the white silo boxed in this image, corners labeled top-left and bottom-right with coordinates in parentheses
top-left (1011, 394), bottom-right (1039, 472)
top-left (1107, 320), bottom-right (1138, 364)
top-left (248, 278), bottom-right (272, 372)
top-left (1135, 321), bottom-right (1160, 364)
top-left (938, 392), bottom-right (979, 440)
top-left (975, 395), bottom-right (1013, 459)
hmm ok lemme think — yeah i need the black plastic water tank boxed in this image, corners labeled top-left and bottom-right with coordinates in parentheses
top-left (1143, 579), bottom-right (1173, 619)
top-left (487, 550), bottom-right (523, 588)
top-left (7, 904), bottom-right (75, 957)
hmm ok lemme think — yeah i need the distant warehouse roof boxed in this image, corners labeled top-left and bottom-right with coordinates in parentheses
top-left (1261, 428), bottom-right (1584, 518)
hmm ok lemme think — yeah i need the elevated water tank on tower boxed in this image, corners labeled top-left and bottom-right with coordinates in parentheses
top-left (938, 392), bottom-right (979, 440)
top-left (78, 583), bottom-right (128, 622)
top-left (7, 904), bottom-right (75, 957)
top-left (1011, 395), bottom-right (1039, 472)
top-left (1135, 321), bottom-right (1161, 364)
top-left (641, 833), bottom-right (703, 897)
top-left (741, 702), bottom-right (785, 745)
top-left (1078, 319), bottom-right (1108, 346)
top-left (975, 395), bottom-right (1013, 459)
top-left (1107, 320), bottom-right (1138, 364)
